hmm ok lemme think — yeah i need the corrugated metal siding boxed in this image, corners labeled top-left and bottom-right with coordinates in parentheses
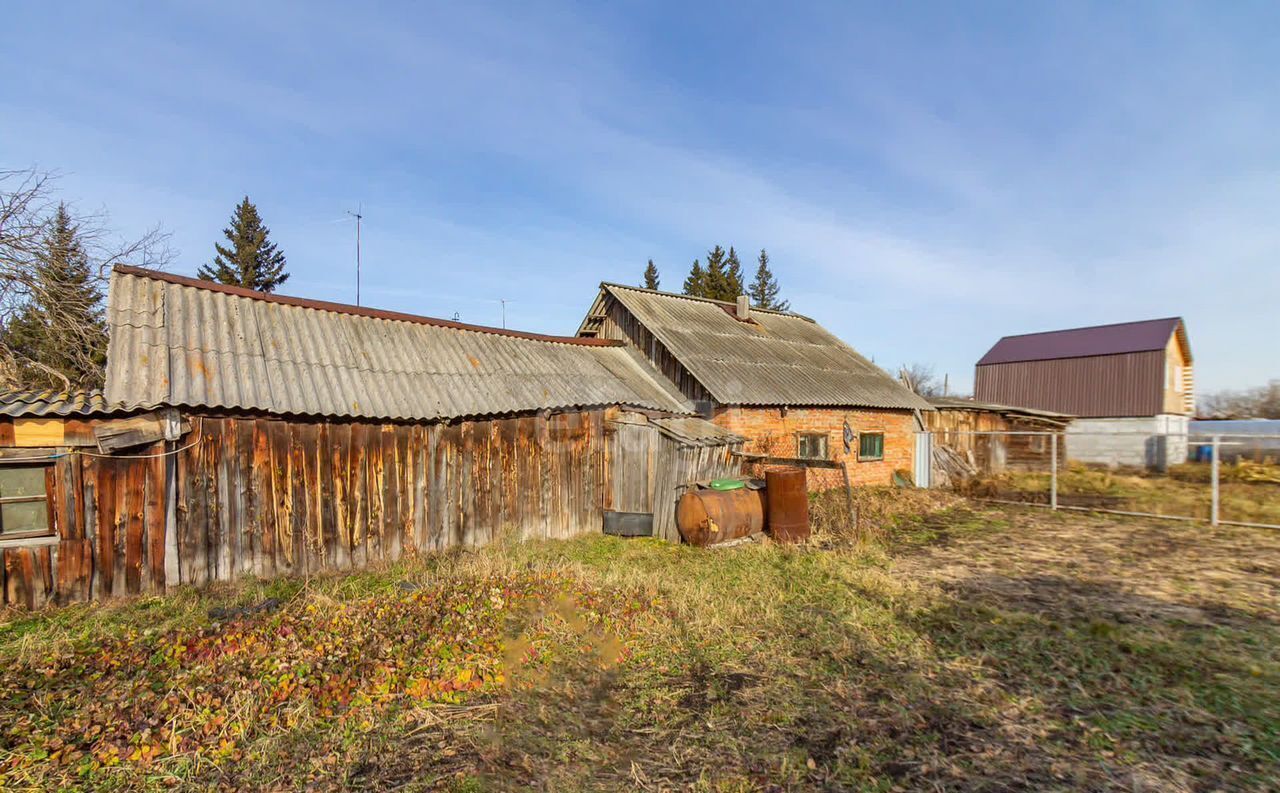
top-left (974, 351), bottom-right (1166, 418)
top-left (104, 270), bottom-right (690, 420)
top-left (591, 285), bottom-right (932, 410)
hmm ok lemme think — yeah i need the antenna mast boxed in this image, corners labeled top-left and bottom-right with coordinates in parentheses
top-left (347, 206), bottom-right (363, 305)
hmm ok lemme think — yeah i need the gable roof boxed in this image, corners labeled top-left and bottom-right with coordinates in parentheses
top-left (104, 267), bottom-right (691, 421)
top-left (977, 317), bottom-right (1188, 366)
top-left (579, 283), bottom-right (932, 411)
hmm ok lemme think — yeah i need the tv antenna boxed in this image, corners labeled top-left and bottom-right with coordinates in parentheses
top-left (346, 205), bottom-right (363, 305)
top-left (500, 298), bottom-right (513, 329)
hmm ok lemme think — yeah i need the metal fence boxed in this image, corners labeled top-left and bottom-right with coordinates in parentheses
top-left (921, 430), bottom-right (1280, 530)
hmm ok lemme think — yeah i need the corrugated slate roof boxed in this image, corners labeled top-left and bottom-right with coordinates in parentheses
top-left (0, 390), bottom-right (122, 418)
top-left (977, 317), bottom-right (1185, 366)
top-left (650, 416), bottom-right (745, 447)
top-left (926, 396), bottom-right (1073, 420)
top-left (591, 284), bottom-right (932, 411)
top-left (104, 267), bottom-right (691, 421)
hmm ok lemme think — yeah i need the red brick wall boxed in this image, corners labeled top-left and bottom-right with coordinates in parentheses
top-left (711, 406), bottom-right (916, 486)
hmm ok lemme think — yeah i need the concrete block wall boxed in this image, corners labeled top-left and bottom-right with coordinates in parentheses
top-left (711, 406), bottom-right (916, 486)
top-left (1065, 415), bottom-right (1190, 470)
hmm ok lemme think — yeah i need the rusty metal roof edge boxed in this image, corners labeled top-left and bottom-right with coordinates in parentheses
top-left (115, 266), bottom-right (624, 348)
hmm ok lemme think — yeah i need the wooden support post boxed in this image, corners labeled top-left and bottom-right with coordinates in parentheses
top-left (841, 462), bottom-right (857, 534)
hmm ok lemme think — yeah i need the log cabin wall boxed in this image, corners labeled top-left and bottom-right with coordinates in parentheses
top-left (0, 408), bottom-right (611, 608)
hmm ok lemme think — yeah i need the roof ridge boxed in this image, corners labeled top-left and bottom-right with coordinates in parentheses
top-left (599, 281), bottom-right (806, 319)
top-left (996, 316), bottom-right (1182, 341)
top-left (113, 266), bottom-right (622, 348)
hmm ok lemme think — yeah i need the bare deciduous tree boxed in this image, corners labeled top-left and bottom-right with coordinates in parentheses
top-left (1198, 380), bottom-right (1280, 419)
top-left (898, 362), bottom-right (944, 397)
top-left (0, 168), bottom-right (173, 392)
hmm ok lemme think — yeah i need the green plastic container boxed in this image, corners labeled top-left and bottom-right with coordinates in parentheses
top-left (708, 478), bottom-right (746, 491)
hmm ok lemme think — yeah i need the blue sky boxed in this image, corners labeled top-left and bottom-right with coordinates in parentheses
top-left (3, 1), bottom-right (1277, 394)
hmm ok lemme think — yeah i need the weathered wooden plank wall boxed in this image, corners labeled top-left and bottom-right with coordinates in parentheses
top-left (596, 297), bottom-right (716, 404)
top-left (605, 414), bottom-right (743, 541)
top-left (0, 445), bottom-right (165, 609)
top-left (173, 411), bottom-right (608, 586)
top-left (1, 409), bottom-right (614, 608)
top-left (649, 441), bottom-right (743, 541)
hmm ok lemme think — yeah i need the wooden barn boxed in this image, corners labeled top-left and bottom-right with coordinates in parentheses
top-left (0, 267), bottom-right (741, 608)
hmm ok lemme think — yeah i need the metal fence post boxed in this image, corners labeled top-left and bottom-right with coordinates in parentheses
top-left (1050, 432), bottom-right (1058, 510)
top-left (1210, 435), bottom-right (1220, 526)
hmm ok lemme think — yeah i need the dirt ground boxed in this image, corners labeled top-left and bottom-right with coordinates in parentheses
top-left (896, 506), bottom-right (1280, 628)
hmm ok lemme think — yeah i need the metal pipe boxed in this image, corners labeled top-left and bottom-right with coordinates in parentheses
top-left (977, 499), bottom-right (1204, 524)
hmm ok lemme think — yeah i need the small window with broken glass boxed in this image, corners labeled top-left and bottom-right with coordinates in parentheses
top-left (0, 464), bottom-right (53, 541)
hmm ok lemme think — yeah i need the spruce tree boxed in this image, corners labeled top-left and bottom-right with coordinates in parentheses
top-left (642, 259), bottom-right (660, 290)
top-left (748, 248), bottom-right (790, 311)
top-left (724, 246), bottom-right (745, 298)
top-left (702, 245), bottom-right (731, 300)
top-left (1, 204), bottom-right (108, 390)
top-left (197, 196), bottom-right (289, 292)
top-left (682, 260), bottom-right (706, 296)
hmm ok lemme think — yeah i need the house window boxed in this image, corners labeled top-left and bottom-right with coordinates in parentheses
top-left (0, 464), bottom-right (53, 541)
top-left (858, 432), bottom-right (885, 462)
top-left (796, 432), bottom-right (828, 461)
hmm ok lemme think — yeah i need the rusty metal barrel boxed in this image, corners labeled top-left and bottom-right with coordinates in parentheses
top-left (676, 487), bottom-right (765, 547)
top-left (765, 467), bottom-right (809, 543)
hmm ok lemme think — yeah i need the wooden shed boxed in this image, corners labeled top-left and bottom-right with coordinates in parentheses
top-left (923, 397), bottom-right (1072, 477)
top-left (0, 268), bottom-right (741, 608)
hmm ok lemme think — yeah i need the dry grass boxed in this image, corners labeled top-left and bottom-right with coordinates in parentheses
top-left (2, 502), bottom-right (1277, 791)
top-left (962, 461), bottom-right (1280, 525)
top-left (807, 484), bottom-right (961, 547)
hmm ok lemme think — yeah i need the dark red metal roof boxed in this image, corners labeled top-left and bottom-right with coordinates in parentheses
top-left (977, 317), bottom-right (1183, 366)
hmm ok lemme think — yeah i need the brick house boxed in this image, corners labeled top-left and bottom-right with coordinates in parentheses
top-left (577, 284), bottom-right (932, 486)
